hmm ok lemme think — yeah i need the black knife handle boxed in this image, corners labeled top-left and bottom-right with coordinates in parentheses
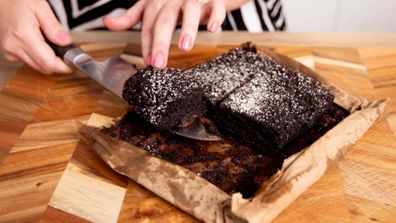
top-left (44, 35), bottom-right (78, 60)
top-left (48, 42), bottom-right (77, 59)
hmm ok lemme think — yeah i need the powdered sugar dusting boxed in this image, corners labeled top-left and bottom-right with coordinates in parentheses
top-left (220, 52), bottom-right (333, 147)
top-left (123, 67), bottom-right (204, 129)
top-left (187, 49), bottom-right (267, 105)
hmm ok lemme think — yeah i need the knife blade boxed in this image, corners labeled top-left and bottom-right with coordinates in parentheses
top-left (48, 42), bottom-right (221, 141)
top-left (50, 44), bottom-right (136, 98)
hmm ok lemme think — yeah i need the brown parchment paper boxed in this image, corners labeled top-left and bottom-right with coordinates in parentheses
top-left (78, 47), bottom-right (388, 223)
top-left (79, 116), bottom-right (242, 223)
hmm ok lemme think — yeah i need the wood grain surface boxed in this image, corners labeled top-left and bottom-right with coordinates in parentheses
top-left (0, 43), bottom-right (395, 223)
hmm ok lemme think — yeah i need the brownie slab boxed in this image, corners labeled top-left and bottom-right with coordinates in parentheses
top-left (214, 57), bottom-right (334, 155)
top-left (105, 45), bottom-right (347, 197)
top-left (122, 67), bottom-right (205, 130)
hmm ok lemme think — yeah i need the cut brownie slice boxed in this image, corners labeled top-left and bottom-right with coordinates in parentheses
top-left (187, 48), bottom-right (264, 106)
top-left (122, 66), bottom-right (205, 130)
top-left (214, 57), bottom-right (334, 155)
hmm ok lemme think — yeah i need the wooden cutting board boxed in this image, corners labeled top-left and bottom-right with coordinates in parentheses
top-left (0, 43), bottom-right (395, 223)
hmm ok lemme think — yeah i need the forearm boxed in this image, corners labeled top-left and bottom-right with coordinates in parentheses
top-left (224, 0), bottom-right (251, 11)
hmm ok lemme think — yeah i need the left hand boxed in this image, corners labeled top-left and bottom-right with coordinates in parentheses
top-left (104, 0), bottom-right (226, 68)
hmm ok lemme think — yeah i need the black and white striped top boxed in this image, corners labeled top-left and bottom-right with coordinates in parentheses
top-left (49, 0), bottom-right (286, 32)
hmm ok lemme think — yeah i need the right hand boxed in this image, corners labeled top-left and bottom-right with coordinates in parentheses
top-left (104, 0), bottom-right (227, 68)
top-left (0, 0), bottom-right (73, 74)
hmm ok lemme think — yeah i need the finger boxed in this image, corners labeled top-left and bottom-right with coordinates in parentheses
top-left (52, 56), bottom-right (73, 73)
top-left (207, 0), bottom-right (226, 32)
top-left (18, 49), bottom-right (46, 73)
top-left (179, 0), bottom-right (201, 51)
top-left (21, 29), bottom-right (72, 74)
top-left (141, 3), bottom-right (162, 65)
top-left (151, 3), bottom-right (181, 68)
top-left (36, 0), bottom-right (72, 46)
top-left (104, 0), bottom-right (145, 31)
top-left (3, 52), bottom-right (20, 62)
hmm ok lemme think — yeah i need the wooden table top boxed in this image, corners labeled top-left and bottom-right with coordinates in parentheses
top-left (2, 31), bottom-right (396, 89)
top-left (0, 32), bottom-right (395, 222)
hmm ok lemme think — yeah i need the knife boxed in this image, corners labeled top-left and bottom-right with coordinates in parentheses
top-left (48, 42), bottom-right (221, 142)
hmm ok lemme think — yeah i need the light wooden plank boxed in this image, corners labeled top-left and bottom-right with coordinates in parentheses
top-left (49, 162), bottom-right (126, 223)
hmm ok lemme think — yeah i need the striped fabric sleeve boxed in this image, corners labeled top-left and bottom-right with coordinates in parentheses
top-left (222, 0), bottom-right (286, 32)
top-left (49, 0), bottom-right (286, 32)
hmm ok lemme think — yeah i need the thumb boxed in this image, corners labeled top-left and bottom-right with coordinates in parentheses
top-left (104, 1), bottom-right (144, 31)
top-left (36, 0), bottom-right (72, 46)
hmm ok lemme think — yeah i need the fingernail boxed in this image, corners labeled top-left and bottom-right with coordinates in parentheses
top-left (180, 34), bottom-right (192, 50)
top-left (145, 53), bottom-right (152, 65)
top-left (58, 32), bottom-right (71, 41)
top-left (152, 53), bottom-right (165, 68)
top-left (208, 21), bottom-right (218, 32)
top-left (106, 14), bottom-right (119, 19)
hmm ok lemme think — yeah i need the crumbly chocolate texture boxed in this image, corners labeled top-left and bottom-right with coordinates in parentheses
top-left (214, 56), bottom-right (334, 155)
top-left (102, 112), bottom-right (284, 197)
top-left (186, 48), bottom-right (265, 105)
top-left (101, 104), bottom-right (348, 197)
top-left (122, 66), bottom-right (205, 130)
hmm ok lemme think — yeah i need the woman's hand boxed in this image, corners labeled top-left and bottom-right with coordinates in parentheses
top-left (0, 0), bottom-right (72, 74)
top-left (104, 0), bottom-right (226, 68)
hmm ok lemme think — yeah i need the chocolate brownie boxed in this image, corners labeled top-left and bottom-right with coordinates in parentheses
top-left (122, 66), bottom-right (205, 130)
top-left (214, 56), bottom-right (334, 155)
top-left (103, 45), bottom-right (347, 197)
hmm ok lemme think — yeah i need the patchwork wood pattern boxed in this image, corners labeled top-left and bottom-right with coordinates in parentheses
top-left (0, 43), bottom-right (395, 223)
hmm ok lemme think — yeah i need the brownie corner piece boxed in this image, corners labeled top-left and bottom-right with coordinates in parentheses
top-left (214, 64), bottom-right (334, 155)
top-left (122, 66), bottom-right (205, 130)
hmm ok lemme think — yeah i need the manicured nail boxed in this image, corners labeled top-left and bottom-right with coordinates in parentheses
top-left (208, 21), bottom-right (218, 32)
top-left (105, 14), bottom-right (119, 19)
top-left (152, 52), bottom-right (165, 68)
top-left (180, 34), bottom-right (192, 50)
top-left (58, 32), bottom-right (71, 41)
